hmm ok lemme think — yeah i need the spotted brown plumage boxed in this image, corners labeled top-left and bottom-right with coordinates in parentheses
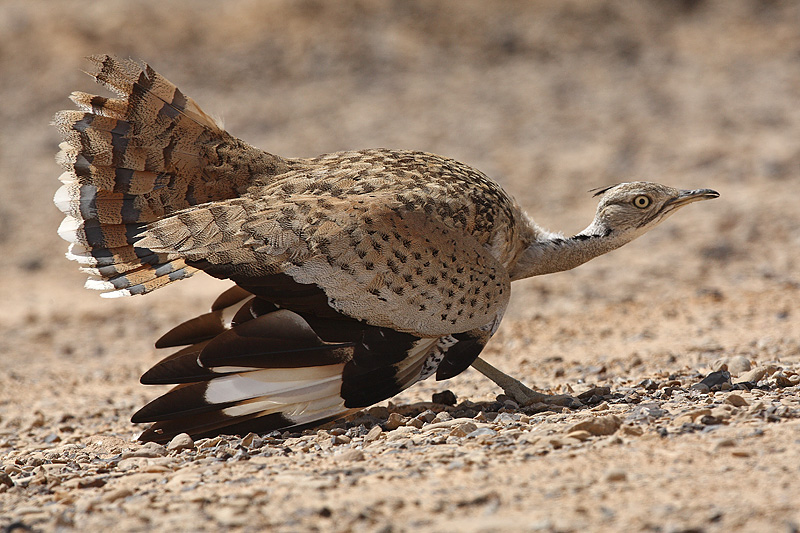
top-left (54, 55), bottom-right (719, 443)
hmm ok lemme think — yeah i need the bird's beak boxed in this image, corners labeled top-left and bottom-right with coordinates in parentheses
top-left (666, 188), bottom-right (720, 210)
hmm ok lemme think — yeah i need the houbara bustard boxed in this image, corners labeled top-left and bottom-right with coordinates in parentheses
top-left (53, 56), bottom-right (718, 443)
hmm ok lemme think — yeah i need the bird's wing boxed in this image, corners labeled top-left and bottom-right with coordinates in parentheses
top-left (135, 194), bottom-right (511, 337)
top-left (133, 288), bottom-right (494, 443)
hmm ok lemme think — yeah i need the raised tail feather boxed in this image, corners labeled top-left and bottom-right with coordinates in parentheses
top-left (53, 54), bottom-right (287, 296)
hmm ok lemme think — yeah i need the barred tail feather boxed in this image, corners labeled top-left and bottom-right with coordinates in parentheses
top-left (54, 54), bottom-right (286, 296)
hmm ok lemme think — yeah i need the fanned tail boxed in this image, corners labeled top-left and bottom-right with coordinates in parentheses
top-left (53, 54), bottom-right (287, 296)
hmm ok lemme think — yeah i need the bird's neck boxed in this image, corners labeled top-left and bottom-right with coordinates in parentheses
top-left (508, 221), bottom-right (631, 281)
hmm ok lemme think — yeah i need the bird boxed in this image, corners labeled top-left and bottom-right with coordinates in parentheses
top-left (53, 55), bottom-right (719, 443)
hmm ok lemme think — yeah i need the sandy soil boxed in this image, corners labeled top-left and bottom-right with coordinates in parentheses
top-left (1, 1), bottom-right (799, 531)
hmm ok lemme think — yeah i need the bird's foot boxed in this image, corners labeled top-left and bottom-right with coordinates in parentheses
top-left (471, 357), bottom-right (581, 408)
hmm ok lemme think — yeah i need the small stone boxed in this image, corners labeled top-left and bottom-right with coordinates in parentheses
top-left (432, 390), bottom-right (457, 405)
top-left (494, 413), bottom-right (518, 426)
top-left (123, 442), bottom-right (167, 459)
top-left (724, 394), bottom-right (749, 407)
top-left (681, 408), bottom-right (713, 424)
top-left (142, 441), bottom-right (168, 456)
top-left (432, 411), bottom-right (453, 423)
top-left (737, 365), bottom-right (776, 385)
top-left (466, 428), bottom-right (497, 439)
top-left (367, 406), bottom-right (390, 419)
top-left (335, 449), bottom-right (365, 462)
top-left (331, 434), bottom-right (351, 445)
top-left (167, 433), bottom-right (195, 452)
top-left (416, 410), bottom-right (437, 423)
top-left (197, 437), bottom-right (223, 448)
top-left (714, 438), bottom-right (737, 449)
top-left (364, 425), bottom-right (383, 442)
top-left (384, 412), bottom-right (406, 431)
top-left (726, 356), bottom-right (752, 376)
top-left (770, 371), bottom-right (794, 388)
top-left (567, 414), bottom-right (622, 436)
top-left (117, 458), bottom-right (145, 471)
top-left (695, 370), bottom-right (731, 391)
top-left (711, 360), bottom-right (729, 372)
top-left (638, 379), bottom-right (658, 391)
top-left (565, 430), bottom-right (592, 442)
top-left (502, 399), bottom-right (520, 410)
top-left (102, 487), bottom-right (133, 502)
top-left (76, 476), bottom-right (107, 489)
top-left (30, 411), bottom-right (46, 428)
top-left (0, 472), bottom-right (13, 488)
top-left (620, 424), bottom-right (644, 437)
top-left (605, 469), bottom-right (627, 482)
top-left (578, 386), bottom-right (612, 399)
top-left (450, 421), bottom-right (478, 437)
top-left (406, 418), bottom-right (424, 429)
top-left (241, 432), bottom-right (262, 448)
top-left (26, 455), bottom-right (44, 467)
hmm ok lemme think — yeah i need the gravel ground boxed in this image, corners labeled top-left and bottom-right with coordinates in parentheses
top-left (1, 1), bottom-right (799, 531)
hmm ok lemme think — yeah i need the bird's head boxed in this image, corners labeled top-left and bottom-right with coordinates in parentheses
top-left (585, 182), bottom-right (719, 240)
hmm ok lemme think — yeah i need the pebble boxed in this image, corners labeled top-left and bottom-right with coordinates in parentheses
top-left (102, 487), bottom-right (134, 502)
top-left (197, 437), bottom-right (224, 448)
top-left (432, 390), bottom-right (457, 405)
top-left (769, 371), bottom-right (795, 388)
top-left (605, 469), bottom-right (627, 482)
top-left (565, 430), bottom-right (592, 442)
top-left (693, 370), bottom-right (731, 391)
top-left (737, 365), bottom-right (776, 384)
top-left (331, 434), bottom-right (351, 445)
top-left (384, 412), bottom-right (407, 431)
top-left (727, 356), bottom-right (752, 376)
top-left (714, 438), bottom-right (737, 450)
top-left (449, 421), bottom-right (478, 437)
top-left (567, 415), bottom-right (622, 436)
top-left (406, 418), bottom-right (425, 429)
top-left (494, 413), bottom-right (518, 426)
top-left (241, 432), bottom-right (262, 448)
top-left (364, 426), bottom-right (383, 443)
top-left (335, 449), bottom-right (365, 462)
top-left (167, 433), bottom-right (195, 452)
top-left (620, 424), bottom-right (644, 437)
top-left (416, 410), bottom-right (437, 423)
top-left (0, 472), bottom-right (14, 488)
top-left (122, 442), bottom-right (167, 459)
top-left (466, 428), bottom-right (497, 439)
top-left (674, 408), bottom-right (712, 425)
top-left (433, 411), bottom-right (453, 423)
top-left (724, 394), bottom-right (749, 407)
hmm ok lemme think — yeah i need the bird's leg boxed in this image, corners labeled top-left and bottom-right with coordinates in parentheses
top-left (471, 357), bottom-right (579, 407)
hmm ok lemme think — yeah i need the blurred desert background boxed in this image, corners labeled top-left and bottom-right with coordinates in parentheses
top-left (1, 1), bottom-right (798, 531)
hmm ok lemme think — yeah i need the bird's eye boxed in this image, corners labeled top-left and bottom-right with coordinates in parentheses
top-left (633, 195), bottom-right (651, 209)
